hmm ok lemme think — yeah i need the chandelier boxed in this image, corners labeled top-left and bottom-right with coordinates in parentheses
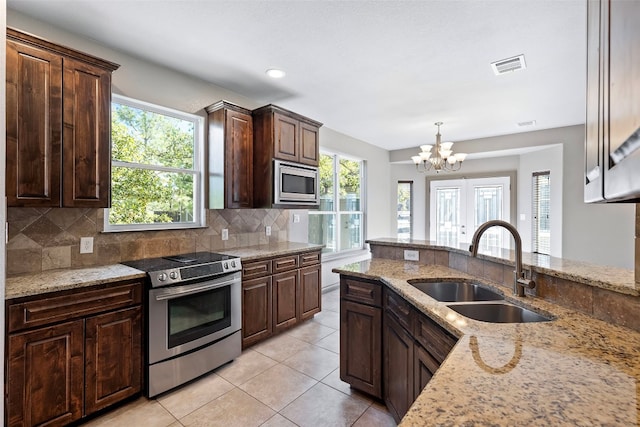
top-left (411, 122), bottom-right (467, 173)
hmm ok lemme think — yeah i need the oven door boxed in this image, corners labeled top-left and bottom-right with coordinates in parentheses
top-left (274, 160), bottom-right (319, 205)
top-left (147, 272), bottom-right (241, 364)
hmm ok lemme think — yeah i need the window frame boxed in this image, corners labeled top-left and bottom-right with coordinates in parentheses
top-left (104, 94), bottom-right (206, 233)
top-left (397, 180), bottom-right (413, 239)
top-left (531, 171), bottom-right (551, 255)
top-left (309, 151), bottom-right (366, 257)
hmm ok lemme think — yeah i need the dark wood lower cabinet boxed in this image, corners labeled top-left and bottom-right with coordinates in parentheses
top-left (85, 307), bottom-right (142, 414)
top-left (6, 280), bottom-right (143, 427)
top-left (242, 276), bottom-right (273, 347)
top-left (300, 264), bottom-right (321, 320)
top-left (414, 343), bottom-right (440, 399)
top-left (241, 250), bottom-right (322, 348)
top-left (340, 300), bottom-right (382, 398)
top-left (339, 275), bottom-right (459, 423)
top-left (273, 270), bottom-right (299, 333)
top-left (7, 321), bottom-right (84, 427)
top-left (383, 314), bottom-right (415, 422)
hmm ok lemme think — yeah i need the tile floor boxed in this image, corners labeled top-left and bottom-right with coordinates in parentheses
top-left (85, 289), bottom-right (397, 427)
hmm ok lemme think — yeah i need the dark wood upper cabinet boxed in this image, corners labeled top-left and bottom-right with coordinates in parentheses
top-left (253, 105), bottom-right (322, 167)
top-left (252, 104), bottom-right (322, 208)
top-left (585, 0), bottom-right (640, 202)
top-left (206, 101), bottom-right (254, 209)
top-left (6, 28), bottom-right (119, 208)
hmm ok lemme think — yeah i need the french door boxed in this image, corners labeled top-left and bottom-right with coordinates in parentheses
top-left (429, 177), bottom-right (511, 251)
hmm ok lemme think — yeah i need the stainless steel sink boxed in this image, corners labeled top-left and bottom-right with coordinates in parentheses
top-left (447, 302), bottom-right (551, 323)
top-left (410, 281), bottom-right (504, 302)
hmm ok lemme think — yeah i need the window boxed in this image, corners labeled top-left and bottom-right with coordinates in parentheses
top-left (532, 171), bottom-right (551, 254)
top-left (309, 152), bottom-right (365, 254)
top-left (105, 95), bottom-right (205, 232)
top-left (397, 181), bottom-right (413, 239)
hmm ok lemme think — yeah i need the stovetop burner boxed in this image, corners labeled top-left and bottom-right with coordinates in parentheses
top-left (163, 255), bottom-right (199, 263)
top-left (122, 252), bottom-right (242, 287)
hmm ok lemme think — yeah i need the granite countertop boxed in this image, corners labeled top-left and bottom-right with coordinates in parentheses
top-left (5, 264), bottom-right (147, 300)
top-left (219, 241), bottom-right (324, 261)
top-left (367, 237), bottom-right (638, 296)
top-left (5, 242), bottom-right (323, 300)
top-left (334, 259), bottom-right (640, 426)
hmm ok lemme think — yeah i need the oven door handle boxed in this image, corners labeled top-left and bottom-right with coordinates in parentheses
top-left (154, 277), bottom-right (238, 301)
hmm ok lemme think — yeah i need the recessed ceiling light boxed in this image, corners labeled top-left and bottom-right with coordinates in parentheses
top-left (266, 68), bottom-right (286, 78)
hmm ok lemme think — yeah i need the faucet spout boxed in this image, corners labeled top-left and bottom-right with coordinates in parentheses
top-left (468, 220), bottom-right (535, 297)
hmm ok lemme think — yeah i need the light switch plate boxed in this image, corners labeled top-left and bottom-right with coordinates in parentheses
top-left (404, 250), bottom-right (419, 261)
top-left (221, 229), bottom-right (229, 240)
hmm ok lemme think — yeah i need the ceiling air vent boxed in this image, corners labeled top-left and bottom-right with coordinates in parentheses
top-left (517, 120), bottom-right (536, 127)
top-left (491, 54), bottom-right (526, 75)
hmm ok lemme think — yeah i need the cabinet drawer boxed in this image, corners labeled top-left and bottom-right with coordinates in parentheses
top-left (7, 282), bottom-right (143, 333)
top-left (414, 313), bottom-right (457, 364)
top-left (272, 255), bottom-right (299, 273)
top-left (242, 259), bottom-right (272, 279)
top-left (385, 290), bottom-right (413, 332)
top-left (341, 277), bottom-right (382, 307)
top-left (299, 251), bottom-right (321, 267)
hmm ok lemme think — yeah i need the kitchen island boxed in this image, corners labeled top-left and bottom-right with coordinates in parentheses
top-left (334, 256), bottom-right (640, 426)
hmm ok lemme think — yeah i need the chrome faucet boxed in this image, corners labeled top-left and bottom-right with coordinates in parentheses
top-left (468, 220), bottom-right (535, 297)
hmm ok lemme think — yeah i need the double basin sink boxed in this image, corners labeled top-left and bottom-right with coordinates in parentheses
top-left (410, 281), bottom-right (551, 323)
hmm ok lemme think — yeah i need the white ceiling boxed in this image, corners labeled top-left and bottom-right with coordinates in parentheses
top-left (7, 0), bottom-right (587, 152)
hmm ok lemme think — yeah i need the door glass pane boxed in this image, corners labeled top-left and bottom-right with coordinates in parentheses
top-left (435, 188), bottom-right (460, 247)
top-left (474, 185), bottom-right (505, 251)
top-left (397, 182), bottom-right (412, 239)
top-left (309, 213), bottom-right (336, 253)
top-left (339, 158), bottom-right (361, 211)
top-left (339, 213), bottom-right (362, 251)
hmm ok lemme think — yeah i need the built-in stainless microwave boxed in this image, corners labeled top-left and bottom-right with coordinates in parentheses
top-left (274, 160), bottom-right (319, 206)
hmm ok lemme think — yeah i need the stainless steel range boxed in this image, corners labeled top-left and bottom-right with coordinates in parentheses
top-left (122, 252), bottom-right (242, 397)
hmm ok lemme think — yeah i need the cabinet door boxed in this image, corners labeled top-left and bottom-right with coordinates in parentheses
top-left (225, 108), bottom-right (254, 208)
top-left (339, 300), bottom-right (382, 399)
top-left (299, 121), bottom-right (320, 166)
top-left (6, 40), bottom-right (63, 207)
top-left (585, 0), bottom-right (604, 203)
top-left (273, 112), bottom-right (299, 162)
top-left (299, 264), bottom-right (321, 320)
top-left (242, 276), bottom-right (273, 348)
top-left (272, 270), bottom-right (299, 332)
top-left (85, 306), bottom-right (142, 414)
top-left (602, 0), bottom-right (640, 201)
top-left (62, 57), bottom-right (112, 207)
top-left (383, 314), bottom-right (414, 423)
top-left (413, 344), bottom-right (439, 400)
top-left (7, 321), bottom-right (84, 427)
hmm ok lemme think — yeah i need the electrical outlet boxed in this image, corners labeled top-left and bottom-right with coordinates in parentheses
top-left (266, 226), bottom-right (272, 236)
top-left (221, 229), bottom-right (229, 241)
top-left (404, 250), bottom-right (419, 261)
top-left (80, 237), bottom-right (94, 254)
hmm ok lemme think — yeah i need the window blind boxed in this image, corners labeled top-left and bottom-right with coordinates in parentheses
top-left (532, 171), bottom-right (551, 255)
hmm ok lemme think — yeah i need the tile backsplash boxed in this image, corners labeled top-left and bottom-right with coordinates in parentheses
top-left (7, 207), bottom-right (290, 276)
